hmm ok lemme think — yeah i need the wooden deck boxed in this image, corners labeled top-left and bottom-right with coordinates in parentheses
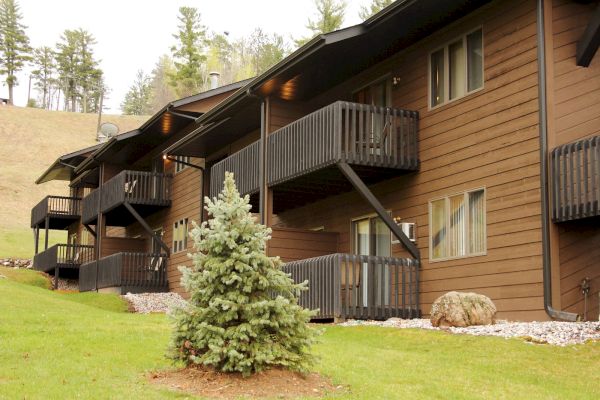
top-left (79, 252), bottom-right (168, 294)
top-left (30, 196), bottom-right (81, 229)
top-left (282, 253), bottom-right (420, 320)
top-left (32, 244), bottom-right (95, 273)
top-left (81, 170), bottom-right (173, 226)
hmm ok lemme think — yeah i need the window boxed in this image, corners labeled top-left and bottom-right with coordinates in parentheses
top-left (430, 28), bottom-right (483, 108)
top-left (175, 156), bottom-right (190, 173)
top-left (429, 188), bottom-right (486, 261)
top-left (172, 218), bottom-right (188, 253)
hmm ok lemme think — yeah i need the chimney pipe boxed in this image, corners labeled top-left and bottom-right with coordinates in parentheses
top-left (209, 72), bottom-right (220, 90)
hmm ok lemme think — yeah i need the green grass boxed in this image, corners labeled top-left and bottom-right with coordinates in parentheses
top-left (0, 272), bottom-right (598, 400)
top-left (0, 266), bottom-right (52, 289)
top-left (0, 228), bottom-right (66, 259)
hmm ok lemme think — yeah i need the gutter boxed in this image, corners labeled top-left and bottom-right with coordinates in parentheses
top-left (536, 0), bottom-right (579, 322)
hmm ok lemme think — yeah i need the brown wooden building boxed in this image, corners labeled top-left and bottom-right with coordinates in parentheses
top-left (33, 0), bottom-right (599, 321)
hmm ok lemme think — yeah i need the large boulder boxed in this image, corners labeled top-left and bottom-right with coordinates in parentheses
top-left (430, 291), bottom-right (497, 328)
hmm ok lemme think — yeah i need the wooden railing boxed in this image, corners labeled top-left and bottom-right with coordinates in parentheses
top-left (282, 253), bottom-right (419, 320)
top-left (31, 196), bottom-right (82, 227)
top-left (33, 244), bottom-right (95, 273)
top-left (267, 101), bottom-right (419, 186)
top-left (81, 170), bottom-right (172, 223)
top-left (551, 135), bottom-right (600, 222)
top-left (81, 187), bottom-right (101, 224)
top-left (210, 140), bottom-right (260, 197)
top-left (79, 252), bottom-right (168, 293)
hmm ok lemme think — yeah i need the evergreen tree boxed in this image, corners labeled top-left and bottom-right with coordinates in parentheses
top-left (149, 54), bottom-right (177, 114)
top-left (169, 172), bottom-right (318, 375)
top-left (358, 0), bottom-right (394, 20)
top-left (169, 6), bottom-right (207, 97)
top-left (296, 0), bottom-right (346, 47)
top-left (121, 69), bottom-right (152, 115)
top-left (0, 0), bottom-right (30, 105)
top-left (206, 32), bottom-right (234, 84)
top-left (247, 28), bottom-right (287, 76)
top-left (31, 46), bottom-right (55, 109)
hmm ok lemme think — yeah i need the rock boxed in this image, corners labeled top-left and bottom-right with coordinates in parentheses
top-left (430, 291), bottom-right (497, 328)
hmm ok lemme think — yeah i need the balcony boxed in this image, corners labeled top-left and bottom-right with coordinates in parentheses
top-left (551, 135), bottom-right (600, 222)
top-left (33, 244), bottom-right (95, 273)
top-left (210, 101), bottom-right (419, 212)
top-left (283, 253), bottom-right (420, 320)
top-left (79, 252), bottom-right (168, 294)
top-left (82, 170), bottom-right (173, 226)
top-left (31, 196), bottom-right (81, 229)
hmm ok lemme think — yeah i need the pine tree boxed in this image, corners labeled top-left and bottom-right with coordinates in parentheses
top-left (31, 46), bottom-right (55, 109)
top-left (169, 172), bottom-right (318, 375)
top-left (0, 0), bottom-right (30, 105)
top-left (149, 54), bottom-right (177, 114)
top-left (247, 28), bottom-right (287, 76)
top-left (169, 6), bottom-right (207, 97)
top-left (296, 0), bottom-right (346, 47)
top-left (358, 0), bottom-right (394, 20)
top-left (121, 69), bottom-right (152, 115)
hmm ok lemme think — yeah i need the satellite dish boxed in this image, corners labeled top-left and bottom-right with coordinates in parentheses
top-left (97, 122), bottom-right (119, 143)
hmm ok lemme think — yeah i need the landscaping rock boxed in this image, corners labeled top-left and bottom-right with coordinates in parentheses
top-left (430, 291), bottom-right (497, 327)
top-left (123, 292), bottom-right (188, 314)
top-left (0, 258), bottom-right (32, 269)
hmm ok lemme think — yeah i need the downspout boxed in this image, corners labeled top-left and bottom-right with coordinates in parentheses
top-left (536, 0), bottom-right (579, 321)
top-left (165, 155), bottom-right (206, 224)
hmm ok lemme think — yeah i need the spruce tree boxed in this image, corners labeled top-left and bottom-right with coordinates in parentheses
top-left (169, 172), bottom-right (318, 375)
top-left (0, 0), bottom-right (30, 105)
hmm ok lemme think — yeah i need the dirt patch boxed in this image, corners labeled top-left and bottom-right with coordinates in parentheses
top-left (149, 366), bottom-right (344, 399)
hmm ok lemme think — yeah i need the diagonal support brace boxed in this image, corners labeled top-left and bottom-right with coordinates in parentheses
top-left (337, 162), bottom-right (420, 259)
top-left (123, 202), bottom-right (170, 256)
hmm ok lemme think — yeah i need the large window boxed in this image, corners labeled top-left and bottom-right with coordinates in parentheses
top-left (430, 28), bottom-right (483, 108)
top-left (172, 218), bottom-right (188, 253)
top-left (429, 189), bottom-right (486, 261)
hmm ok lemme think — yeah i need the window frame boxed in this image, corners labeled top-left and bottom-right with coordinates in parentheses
top-left (351, 75), bottom-right (392, 107)
top-left (172, 218), bottom-right (189, 254)
top-left (428, 27), bottom-right (484, 110)
top-left (428, 187), bottom-right (487, 262)
top-left (351, 212), bottom-right (392, 257)
top-left (174, 156), bottom-right (191, 174)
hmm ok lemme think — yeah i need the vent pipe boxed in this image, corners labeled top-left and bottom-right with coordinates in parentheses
top-left (209, 72), bottom-right (220, 89)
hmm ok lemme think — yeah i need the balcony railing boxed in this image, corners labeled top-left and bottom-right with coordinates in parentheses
top-left (33, 244), bottom-right (95, 273)
top-left (267, 101), bottom-right (419, 187)
top-left (551, 135), bottom-right (600, 222)
top-left (82, 170), bottom-right (173, 224)
top-left (282, 253), bottom-right (419, 320)
top-left (31, 196), bottom-right (81, 228)
top-left (210, 140), bottom-right (260, 197)
top-left (79, 252), bottom-right (168, 293)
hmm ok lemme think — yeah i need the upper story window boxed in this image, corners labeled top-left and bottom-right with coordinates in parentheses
top-left (430, 28), bottom-right (483, 108)
top-left (172, 218), bottom-right (188, 253)
top-left (429, 188), bottom-right (486, 261)
top-left (175, 156), bottom-right (190, 173)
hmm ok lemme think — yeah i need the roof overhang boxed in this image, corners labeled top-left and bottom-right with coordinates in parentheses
top-left (35, 143), bottom-right (103, 184)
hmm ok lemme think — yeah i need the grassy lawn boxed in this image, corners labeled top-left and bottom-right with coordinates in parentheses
top-left (0, 269), bottom-right (598, 399)
top-left (0, 228), bottom-right (66, 259)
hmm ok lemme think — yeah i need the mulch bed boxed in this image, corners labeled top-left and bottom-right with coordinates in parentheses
top-left (149, 366), bottom-right (344, 399)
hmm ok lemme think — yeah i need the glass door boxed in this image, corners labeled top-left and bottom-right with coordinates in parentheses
top-left (353, 79), bottom-right (390, 156)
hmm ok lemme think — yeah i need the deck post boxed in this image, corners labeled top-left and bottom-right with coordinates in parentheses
top-left (44, 216), bottom-right (49, 250)
top-left (34, 227), bottom-right (39, 255)
top-left (54, 266), bottom-right (59, 290)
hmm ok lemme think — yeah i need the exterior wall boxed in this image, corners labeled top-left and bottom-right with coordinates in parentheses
top-left (274, 0), bottom-right (548, 320)
top-left (548, 0), bottom-right (600, 318)
top-left (267, 228), bottom-right (339, 262)
top-left (100, 237), bottom-right (147, 258)
top-left (125, 157), bottom-right (204, 296)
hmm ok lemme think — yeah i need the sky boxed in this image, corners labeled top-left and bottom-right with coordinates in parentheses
top-left (2, 0), bottom-right (365, 113)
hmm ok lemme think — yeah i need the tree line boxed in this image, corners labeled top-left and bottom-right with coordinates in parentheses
top-left (121, 0), bottom-right (394, 115)
top-left (0, 0), bottom-right (104, 111)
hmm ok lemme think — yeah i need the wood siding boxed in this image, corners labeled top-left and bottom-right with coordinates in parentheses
top-left (549, 0), bottom-right (600, 318)
top-left (267, 228), bottom-right (339, 262)
top-left (273, 0), bottom-right (548, 320)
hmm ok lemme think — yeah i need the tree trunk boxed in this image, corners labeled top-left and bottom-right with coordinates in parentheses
top-left (8, 83), bottom-right (14, 105)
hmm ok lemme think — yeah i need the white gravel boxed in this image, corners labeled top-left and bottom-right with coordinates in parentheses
top-left (54, 278), bottom-right (78, 291)
top-left (123, 292), bottom-right (188, 314)
top-left (338, 318), bottom-right (600, 346)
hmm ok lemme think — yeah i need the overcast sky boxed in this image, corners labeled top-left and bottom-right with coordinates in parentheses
top-left (2, 0), bottom-right (365, 113)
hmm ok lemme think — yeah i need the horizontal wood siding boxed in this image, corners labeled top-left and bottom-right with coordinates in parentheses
top-left (100, 237), bottom-right (147, 258)
top-left (550, 0), bottom-right (600, 318)
top-left (274, 0), bottom-right (548, 320)
top-left (267, 228), bottom-right (339, 262)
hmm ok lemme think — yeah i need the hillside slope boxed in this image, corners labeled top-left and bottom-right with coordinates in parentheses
top-left (0, 106), bottom-right (147, 257)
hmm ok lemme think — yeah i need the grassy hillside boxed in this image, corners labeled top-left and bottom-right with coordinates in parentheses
top-left (0, 106), bottom-right (147, 258)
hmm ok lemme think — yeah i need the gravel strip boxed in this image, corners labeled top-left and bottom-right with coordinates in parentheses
top-left (123, 292), bottom-right (188, 314)
top-left (338, 318), bottom-right (600, 346)
top-left (54, 278), bottom-right (79, 291)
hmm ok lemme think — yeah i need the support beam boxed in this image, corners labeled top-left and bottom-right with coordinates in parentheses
top-left (54, 266), bottom-right (59, 290)
top-left (83, 224), bottom-right (97, 238)
top-left (576, 3), bottom-right (600, 67)
top-left (44, 216), bottom-right (49, 250)
top-left (34, 227), bottom-right (39, 255)
top-left (337, 162), bottom-right (420, 259)
top-left (123, 202), bottom-right (170, 255)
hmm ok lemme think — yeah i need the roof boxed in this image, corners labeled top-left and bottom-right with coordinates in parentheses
top-left (166, 0), bottom-right (492, 157)
top-left (35, 143), bottom-right (103, 184)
